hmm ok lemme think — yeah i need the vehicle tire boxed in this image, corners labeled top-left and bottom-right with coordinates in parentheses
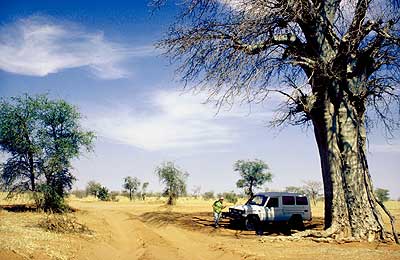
top-left (288, 215), bottom-right (304, 231)
top-left (245, 215), bottom-right (259, 231)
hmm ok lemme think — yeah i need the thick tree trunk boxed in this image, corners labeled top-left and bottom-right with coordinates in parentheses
top-left (311, 92), bottom-right (386, 241)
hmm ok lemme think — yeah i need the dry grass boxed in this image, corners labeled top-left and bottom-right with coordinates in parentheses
top-left (0, 193), bottom-right (94, 259)
top-left (0, 192), bottom-right (35, 206)
top-left (0, 211), bottom-right (75, 259)
top-left (1, 194), bottom-right (399, 260)
top-left (39, 213), bottom-right (93, 234)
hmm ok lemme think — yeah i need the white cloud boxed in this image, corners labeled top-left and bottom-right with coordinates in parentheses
top-left (0, 16), bottom-right (156, 79)
top-left (84, 90), bottom-right (272, 151)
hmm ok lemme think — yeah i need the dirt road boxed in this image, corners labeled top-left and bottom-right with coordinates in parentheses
top-left (1, 199), bottom-right (400, 259)
top-left (72, 202), bottom-right (246, 260)
top-left (69, 200), bottom-right (400, 260)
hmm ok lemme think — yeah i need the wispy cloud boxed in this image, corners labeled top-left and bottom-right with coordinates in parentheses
top-left (84, 90), bottom-right (272, 151)
top-left (0, 15), bottom-right (157, 79)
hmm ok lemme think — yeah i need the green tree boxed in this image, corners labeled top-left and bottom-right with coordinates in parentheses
top-left (141, 182), bottom-right (149, 200)
top-left (234, 159), bottom-right (272, 198)
top-left (157, 0), bottom-right (400, 242)
top-left (86, 181), bottom-right (102, 197)
top-left (0, 95), bottom-right (44, 193)
top-left (0, 94), bottom-right (94, 211)
top-left (375, 188), bottom-right (390, 202)
top-left (155, 162), bottom-right (188, 205)
top-left (123, 176), bottom-right (141, 201)
top-left (97, 186), bottom-right (110, 201)
top-left (37, 98), bottom-right (94, 210)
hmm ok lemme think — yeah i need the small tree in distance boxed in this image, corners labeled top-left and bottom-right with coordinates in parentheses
top-left (192, 186), bottom-right (201, 199)
top-left (86, 181), bottom-right (102, 197)
top-left (285, 181), bottom-right (323, 205)
top-left (155, 162), bottom-right (188, 205)
top-left (123, 176), bottom-right (140, 201)
top-left (375, 188), bottom-right (390, 202)
top-left (303, 180), bottom-right (323, 206)
top-left (97, 186), bottom-right (109, 201)
top-left (141, 182), bottom-right (149, 200)
top-left (203, 191), bottom-right (215, 200)
top-left (235, 159), bottom-right (272, 198)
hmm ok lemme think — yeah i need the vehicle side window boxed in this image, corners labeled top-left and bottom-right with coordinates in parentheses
top-left (266, 197), bottom-right (279, 207)
top-left (282, 196), bottom-right (295, 205)
top-left (296, 196), bottom-right (308, 205)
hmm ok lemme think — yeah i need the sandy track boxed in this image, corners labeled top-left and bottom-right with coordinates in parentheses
top-left (2, 199), bottom-right (399, 259)
top-left (73, 203), bottom-right (245, 260)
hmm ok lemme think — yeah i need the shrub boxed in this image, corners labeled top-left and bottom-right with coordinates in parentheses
top-left (203, 191), bottom-right (215, 200)
top-left (71, 189), bottom-right (86, 199)
top-left (97, 186), bottom-right (110, 201)
top-left (218, 191), bottom-right (238, 204)
top-left (110, 191), bottom-right (119, 202)
top-left (39, 213), bottom-right (92, 234)
top-left (34, 185), bottom-right (67, 213)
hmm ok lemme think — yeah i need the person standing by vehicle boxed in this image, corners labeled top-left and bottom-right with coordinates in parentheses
top-left (212, 197), bottom-right (226, 228)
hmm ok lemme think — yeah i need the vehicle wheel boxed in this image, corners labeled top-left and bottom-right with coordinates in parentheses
top-left (245, 215), bottom-right (259, 231)
top-left (289, 215), bottom-right (304, 231)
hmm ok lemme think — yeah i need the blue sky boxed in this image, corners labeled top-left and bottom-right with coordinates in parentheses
top-left (0, 0), bottom-right (399, 198)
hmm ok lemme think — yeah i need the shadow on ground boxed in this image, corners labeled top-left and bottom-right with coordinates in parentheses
top-left (136, 211), bottom-right (324, 237)
top-left (0, 204), bottom-right (77, 213)
top-left (0, 204), bottom-right (39, 212)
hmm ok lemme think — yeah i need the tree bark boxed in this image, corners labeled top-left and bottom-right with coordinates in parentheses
top-left (311, 84), bottom-right (386, 241)
top-left (28, 151), bottom-right (35, 191)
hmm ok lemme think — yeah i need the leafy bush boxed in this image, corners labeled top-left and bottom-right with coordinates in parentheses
top-left (97, 186), bottom-right (110, 201)
top-left (35, 185), bottom-right (67, 213)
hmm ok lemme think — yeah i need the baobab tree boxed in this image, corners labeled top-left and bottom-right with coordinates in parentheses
top-left (156, 0), bottom-right (400, 242)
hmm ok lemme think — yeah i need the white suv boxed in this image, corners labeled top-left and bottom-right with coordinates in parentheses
top-left (225, 192), bottom-right (312, 231)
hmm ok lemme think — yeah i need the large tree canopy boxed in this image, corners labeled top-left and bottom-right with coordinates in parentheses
top-left (157, 0), bottom-right (399, 242)
top-left (0, 94), bottom-right (95, 211)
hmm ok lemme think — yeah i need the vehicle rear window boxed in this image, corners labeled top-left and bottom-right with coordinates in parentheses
top-left (282, 196), bottom-right (295, 205)
top-left (266, 197), bottom-right (279, 207)
top-left (296, 196), bottom-right (308, 205)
